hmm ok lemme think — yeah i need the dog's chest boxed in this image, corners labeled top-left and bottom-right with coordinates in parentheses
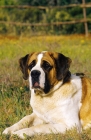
top-left (30, 77), bottom-right (82, 124)
top-left (30, 92), bottom-right (61, 123)
top-left (31, 93), bottom-right (57, 113)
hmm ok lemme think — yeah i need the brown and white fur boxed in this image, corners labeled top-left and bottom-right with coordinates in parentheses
top-left (3, 51), bottom-right (91, 139)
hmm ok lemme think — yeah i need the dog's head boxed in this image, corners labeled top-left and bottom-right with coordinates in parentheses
top-left (19, 52), bottom-right (71, 95)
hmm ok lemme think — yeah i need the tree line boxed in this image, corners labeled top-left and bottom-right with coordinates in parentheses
top-left (0, 0), bottom-right (91, 35)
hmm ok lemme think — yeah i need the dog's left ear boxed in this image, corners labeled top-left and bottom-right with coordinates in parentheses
top-left (19, 54), bottom-right (29, 80)
top-left (50, 52), bottom-right (71, 82)
top-left (55, 53), bottom-right (72, 82)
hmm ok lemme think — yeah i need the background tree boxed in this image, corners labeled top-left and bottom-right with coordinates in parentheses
top-left (0, 0), bottom-right (91, 35)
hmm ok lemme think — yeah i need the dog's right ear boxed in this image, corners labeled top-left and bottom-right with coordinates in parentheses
top-left (19, 54), bottom-right (29, 80)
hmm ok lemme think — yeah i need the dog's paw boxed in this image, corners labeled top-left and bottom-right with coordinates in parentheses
top-left (3, 127), bottom-right (13, 135)
top-left (12, 131), bottom-right (27, 139)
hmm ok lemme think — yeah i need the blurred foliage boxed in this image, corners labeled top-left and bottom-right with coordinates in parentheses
top-left (0, 0), bottom-right (91, 35)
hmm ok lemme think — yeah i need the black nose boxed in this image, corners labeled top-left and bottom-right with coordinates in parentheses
top-left (31, 70), bottom-right (41, 78)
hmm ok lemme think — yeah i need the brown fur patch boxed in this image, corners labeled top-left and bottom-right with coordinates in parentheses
top-left (41, 52), bottom-right (59, 87)
top-left (80, 77), bottom-right (91, 129)
top-left (28, 52), bottom-right (39, 65)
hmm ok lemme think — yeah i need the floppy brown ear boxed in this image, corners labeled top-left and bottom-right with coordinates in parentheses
top-left (19, 54), bottom-right (29, 80)
top-left (55, 53), bottom-right (71, 83)
top-left (50, 52), bottom-right (71, 83)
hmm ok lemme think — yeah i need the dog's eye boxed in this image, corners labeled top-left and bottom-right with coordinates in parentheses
top-left (28, 60), bottom-right (36, 70)
top-left (42, 61), bottom-right (52, 71)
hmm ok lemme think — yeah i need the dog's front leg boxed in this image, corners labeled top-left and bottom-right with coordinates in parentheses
top-left (3, 113), bottom-right (38, 135)
top-left (12, 123), bottom-right (66, 139)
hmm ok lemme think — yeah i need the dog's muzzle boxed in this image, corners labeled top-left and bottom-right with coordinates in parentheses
top-left (31, 70), bottom-right (41, 88)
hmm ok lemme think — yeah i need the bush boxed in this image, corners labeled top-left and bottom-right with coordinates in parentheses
top-left (0, 1), bottom-right (91, 35)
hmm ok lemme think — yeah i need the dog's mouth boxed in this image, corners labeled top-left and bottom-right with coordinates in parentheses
top-left (33, 82), bottom-right (40, 88)
top-left (32, 81), bottom-right (44, 94)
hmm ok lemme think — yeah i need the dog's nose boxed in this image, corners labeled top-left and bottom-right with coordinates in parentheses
top-left (31, 70), bottom-right (41, 78)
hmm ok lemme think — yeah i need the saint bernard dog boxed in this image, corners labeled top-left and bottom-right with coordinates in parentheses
top-left (3, 51), bottom-right (91, 139)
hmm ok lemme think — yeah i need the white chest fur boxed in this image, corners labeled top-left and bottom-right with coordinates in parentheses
top-left (30, 75), bottom-right (82, 129)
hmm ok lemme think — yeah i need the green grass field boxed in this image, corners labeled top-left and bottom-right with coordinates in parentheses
top-left (0, 34), bottom-right (91, 140)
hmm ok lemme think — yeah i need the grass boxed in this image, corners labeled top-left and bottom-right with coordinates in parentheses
top-left (0, 34), bottom-right (91, 140)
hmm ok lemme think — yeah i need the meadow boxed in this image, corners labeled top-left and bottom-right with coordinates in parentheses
top-left (0, 34), bottom-right (91, 140)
